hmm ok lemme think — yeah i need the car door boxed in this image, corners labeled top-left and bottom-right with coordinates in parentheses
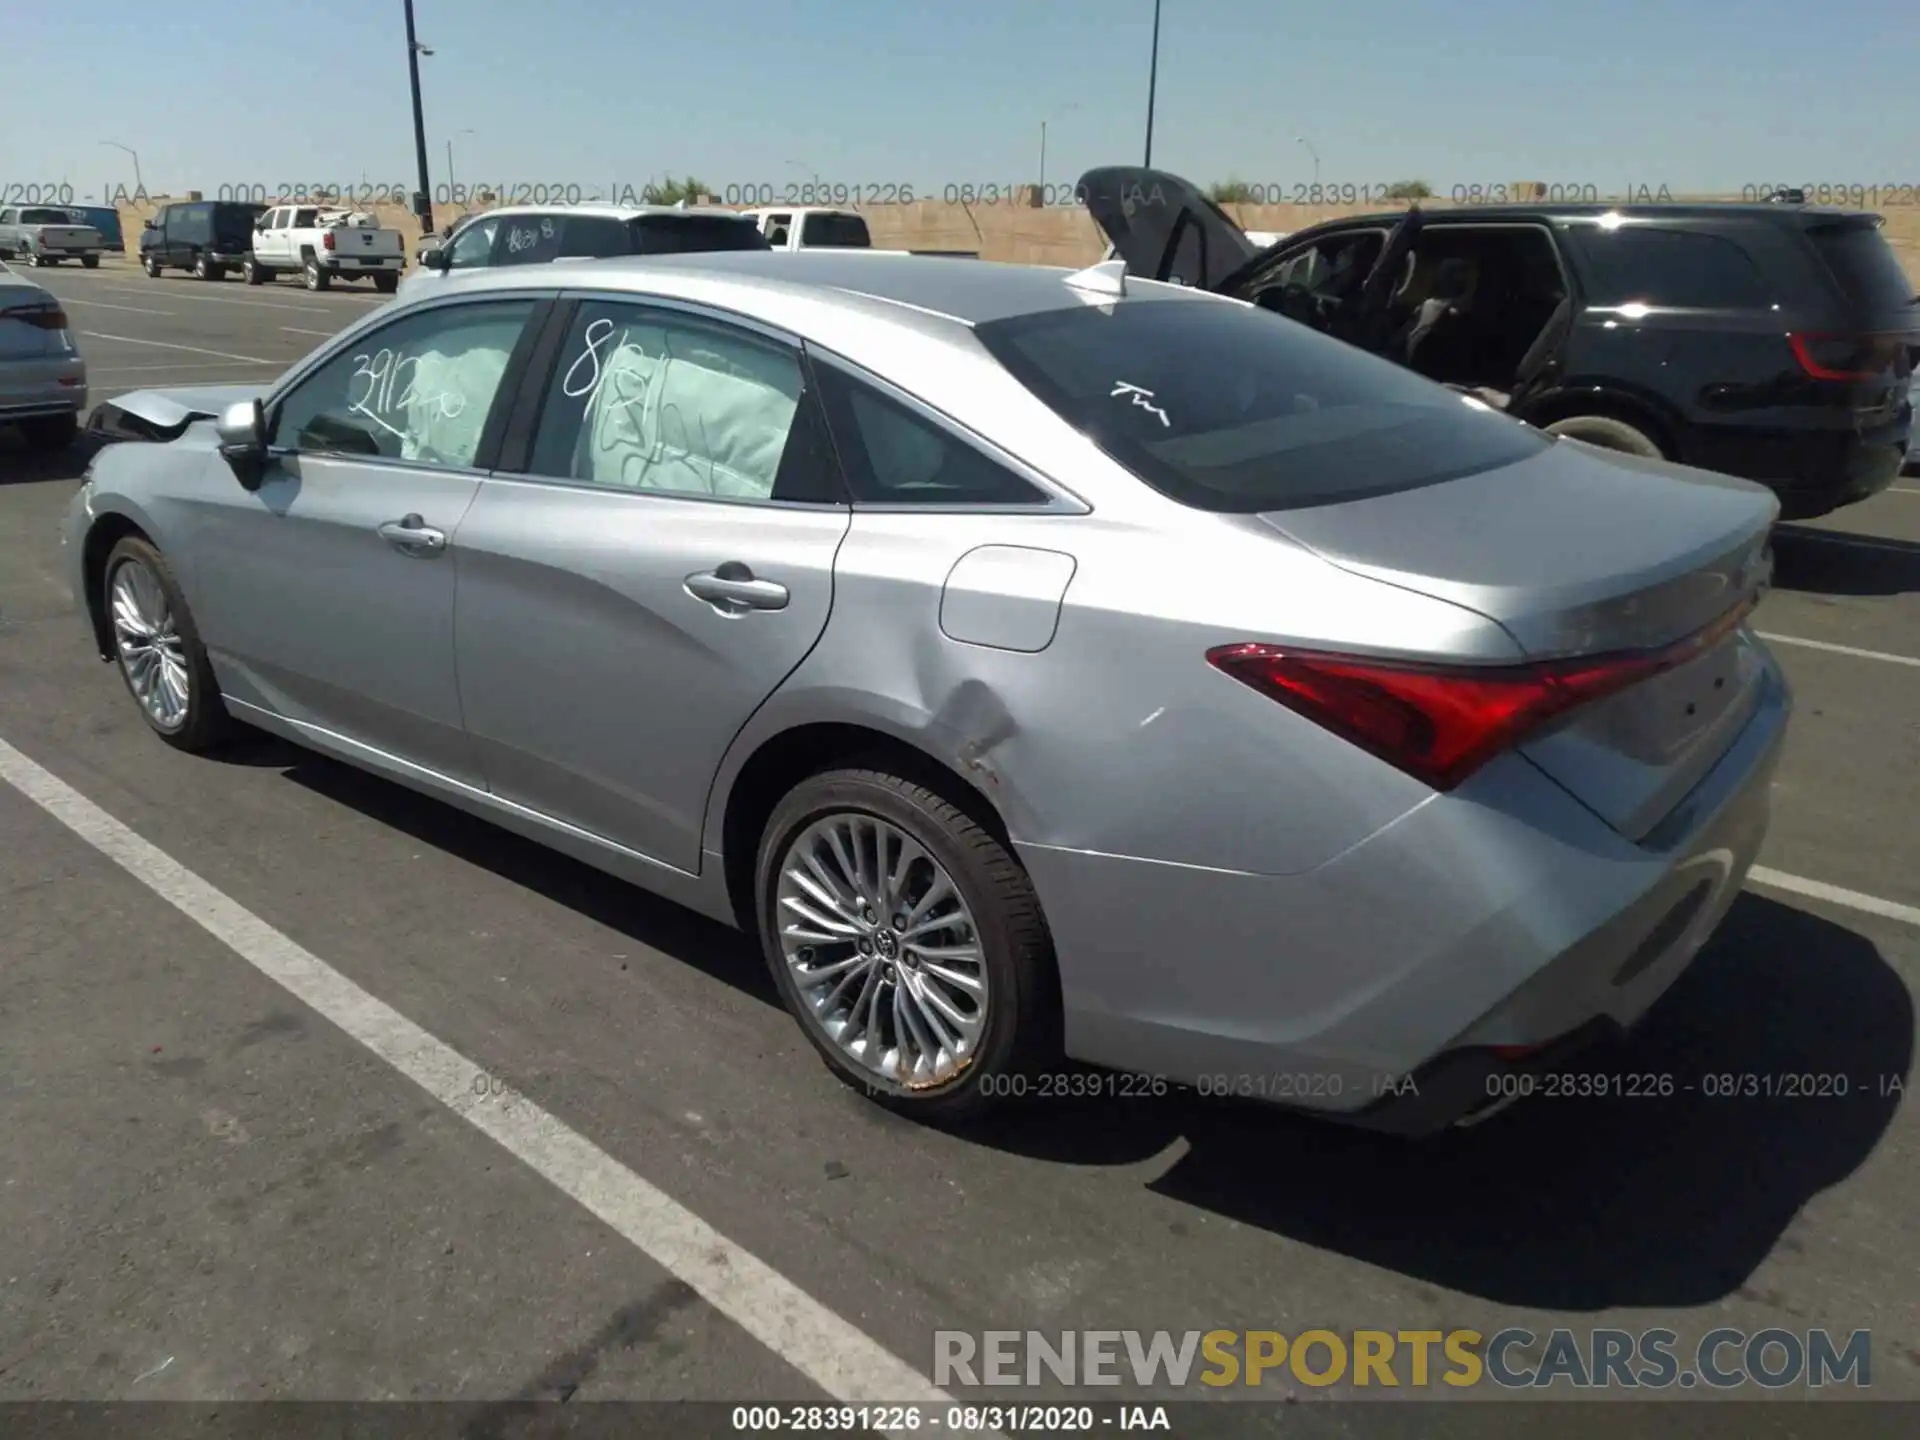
top-left (253, 207), bottom-right (284, 263)
top-left (188, 293), bottom-right (550, 784)
top-left (450, 292), bottom-right (851, 872)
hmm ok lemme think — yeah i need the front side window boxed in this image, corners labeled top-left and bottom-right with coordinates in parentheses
top-left (524, 300), bottom-right (834, 502)
top-left (976, 293), bottom-right (1548, 512)
top-left (270, 299), bottom-right (538, 469)
top-left (449, 216), bottom-right (500, 268)
top-left (493, 213), bottom-right (563, 267)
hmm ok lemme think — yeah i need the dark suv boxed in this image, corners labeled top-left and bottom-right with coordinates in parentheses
top-left (1082, 167), bottom-right (1917, 520)
top-left (140, 201), bottom-right (268, 282)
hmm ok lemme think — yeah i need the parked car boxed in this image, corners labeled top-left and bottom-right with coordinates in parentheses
top-left (1079, 165), bottom-right (1917, 520)
top-left (65, 205), bottom-right (126, 252)
top-left (140, 200), bottom-right (269, 281)
top-left (246, 205), bottom-right (406, 292)
top-left (0, 261), bottom-right (86, 449)
top-left (400, 203), bottom-right (768, 299)
top-left (70, 251), bottom-right (1786, 1135)
top-left (0, 206), bottom-right (105, 268)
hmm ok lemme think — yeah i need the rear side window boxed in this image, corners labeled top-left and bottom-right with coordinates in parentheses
top-left (1806, 221), bottom-right (1915, 311)
top-left (1575, 227), bottom-right (1770, 308)
top-left (814, 365), bottom-right (1051, 506)
top-left (798, 212), bottom-right (870, 248)
top-left (975, 295), bottom-right (1548, 513)
top-left (556, 215), bottom-right (632, 258)
top-left (629, 215), bottom-right (769, 254)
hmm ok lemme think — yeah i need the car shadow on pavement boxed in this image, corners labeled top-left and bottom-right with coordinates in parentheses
top-left (956, 892), bottom-right (1912, 1311)
top-left (1770, 526), bottom-right (1920, 597)
top-left (0, 429), bottom-right (101, 485)
top-left (263, 744), bottom-right (780, 1007)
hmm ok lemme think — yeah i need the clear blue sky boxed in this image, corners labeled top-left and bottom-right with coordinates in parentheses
top-left (6, 0), bottom-right (1916, 205)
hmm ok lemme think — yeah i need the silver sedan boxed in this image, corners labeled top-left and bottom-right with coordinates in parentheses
top-left (2, 262), bottom-right (87, 449)
top-left (65, 250), bottom-right (1789, 1134)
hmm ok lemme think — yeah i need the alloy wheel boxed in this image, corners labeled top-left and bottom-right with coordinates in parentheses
top-left (774, 811), bottom-right (989, 1090)
top-left (109, 560), bottom-right (190, 731)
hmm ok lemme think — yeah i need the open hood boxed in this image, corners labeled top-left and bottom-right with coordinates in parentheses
top-left (87, 383), bottom-right (269, 442)
top-left (1076, 166), bottom-right (1260, 290)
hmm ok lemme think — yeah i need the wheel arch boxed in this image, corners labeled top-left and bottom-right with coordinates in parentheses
top-left (1517, 384), bottom-right (1682, 458)
top-left (80, 508), bottom-right (159, 659)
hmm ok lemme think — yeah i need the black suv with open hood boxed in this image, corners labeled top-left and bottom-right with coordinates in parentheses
top-left (1079, 166), bottom-right (1917, 520)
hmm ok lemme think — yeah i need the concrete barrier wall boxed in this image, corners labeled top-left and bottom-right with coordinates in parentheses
top-left (108, 195), bottom-right (1920, 280)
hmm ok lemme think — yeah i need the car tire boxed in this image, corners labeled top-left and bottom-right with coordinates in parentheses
top-left (143, 254), bottom-right (162, 278)
top-left (754, 766), bottom-right (1056, 1121)
top-left (193, 253), bottom-right (222, 281)
top-left (101, 536), bottom-right (235, 754)
top-left (374, 273), bottom-right (399, 294)
top-left (22, 413), bottom-right (78, 451)
top-left (1542, 414), bottom-right (1665, 458)
top-left (243, 258), bottom-right (266, 285)
top-left (81, 255), bottom-right (100, 269)
top-left (304, 259), bottom-right (330, 292)
top-left (25, 249), bottom-right (45, 268)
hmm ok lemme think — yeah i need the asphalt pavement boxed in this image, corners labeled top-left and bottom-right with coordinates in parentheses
top-left (1, 257), bottom-right (1917, 1425)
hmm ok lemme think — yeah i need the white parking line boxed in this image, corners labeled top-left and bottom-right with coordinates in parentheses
top-left (1748, 867), bottom-right (1920, 929)
top-left (78, 284), bottom-right (372, 316)
top-left (88, 361), bottom-right (284, 377)
top-left (281, 326), bottom-right (335, 338)
top-left (0, 735), bottom-right (980, 1428)
top-left (1756, 632), bottom-right (1920, 669)
top-left (80, 332), bottom-right (273, 364)
top-left (57, 298), bottom-right (177, 317)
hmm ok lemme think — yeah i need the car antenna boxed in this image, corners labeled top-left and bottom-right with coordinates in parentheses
top-left (1064, 257), bottom-right (1128, 297)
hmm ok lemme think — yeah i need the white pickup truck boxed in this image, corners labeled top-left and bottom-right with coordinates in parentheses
top-left (741, 207), bottom-right (978, 258)
top-left (245, 205), bottom-right (406, 292)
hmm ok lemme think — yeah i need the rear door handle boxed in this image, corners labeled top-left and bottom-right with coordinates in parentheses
top-left (685, 562), bottom-right (789, 613)
top-left (378, 513), bottom-right (447, 554)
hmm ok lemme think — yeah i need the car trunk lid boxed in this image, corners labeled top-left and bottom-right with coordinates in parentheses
top-left (1257, 438), bottom-right (1779, 840)
top-left (1076, 166), bottom-right (1261, 290)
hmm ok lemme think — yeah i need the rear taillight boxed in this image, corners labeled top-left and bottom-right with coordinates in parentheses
top-left (11, 307), bottom-right (68, 331)
top-left (1787, 331), bottom-right (1906, 382)
top-left (1206, 601), bottom-right (1755, 792)
top-left (323, 231), bottom-right (336, 251)
top-left (36, 228), bottom-right (54, 245)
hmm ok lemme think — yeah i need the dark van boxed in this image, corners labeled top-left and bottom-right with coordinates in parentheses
top-left (140, 201), bottom-right (268, 282)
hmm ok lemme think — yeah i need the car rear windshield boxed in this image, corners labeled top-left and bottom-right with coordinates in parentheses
top-left (19, 209), bottom-right (73, 226)
top-left (630, 216), bottom-right (769, 254)
top-left (974, 295), bottom-right (1548, 512)
top-left (1806, 220), bottom-right (1916, 312)
top-left (799, 212), bottom-right (871, 248)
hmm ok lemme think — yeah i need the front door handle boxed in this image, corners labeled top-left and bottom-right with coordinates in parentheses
top-left (685, 562), bottom-right (789, 613)
top-left (378, 514), bottom-right (447, 554)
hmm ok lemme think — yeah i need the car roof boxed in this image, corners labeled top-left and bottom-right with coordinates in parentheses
top-left (1324, 202), bottom-right (1879, 227)
top-left (460, 203), bottom-right (752, 224)
top-left (435, 249), bottom-right (1207, 330)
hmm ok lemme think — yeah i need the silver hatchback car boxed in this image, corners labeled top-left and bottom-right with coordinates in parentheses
top-left (66, 251), bottom-right (1789, 1134)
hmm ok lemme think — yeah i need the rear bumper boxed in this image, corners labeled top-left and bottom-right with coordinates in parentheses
top-left (1, 365), bottom-right (88, 420)
top-left (1683, 418), bottom-right (1909, 520)
top-left (321, 256), bottom-right (402, 274)
top-left (1017, 655), bottom-right (1790, 1136)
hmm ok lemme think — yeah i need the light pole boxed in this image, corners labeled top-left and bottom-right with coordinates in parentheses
top-left (101, 140), bottom-right (143, 197)
top-left (1144, 0), bottom-right (1162, 167)
top-left (446, 127), bottom-right (473, 200)
top-left (1297, 136), bottom-right (1321, 188)
top-left (403, 0), bottom-right (436, 232)
top-left (1039, 103), bottom-right (1080, 200)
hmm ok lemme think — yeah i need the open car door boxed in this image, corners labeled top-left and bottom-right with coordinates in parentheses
top-left (1327, 206), bottom-right (1425, 353)
top-left (1076, 167), bottom-right (1260, 290)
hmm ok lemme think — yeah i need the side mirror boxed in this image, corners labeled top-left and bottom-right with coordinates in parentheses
top-left (418, 242), bottom-right (450, 273)
top-left (143, 219), bottom-right (156, 231)
top-left (216, 398), bottom-right (272, 491)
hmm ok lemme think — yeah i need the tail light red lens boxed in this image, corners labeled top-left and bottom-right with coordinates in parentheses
top-left (323, 230), bottom-right (336, 251)
top-left (1206, 601), bottom-right (1755, 792)
top-left (1787, 331), bottom-right (1907, 382)
top-left (9, 306), bottom-right (69, 331)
